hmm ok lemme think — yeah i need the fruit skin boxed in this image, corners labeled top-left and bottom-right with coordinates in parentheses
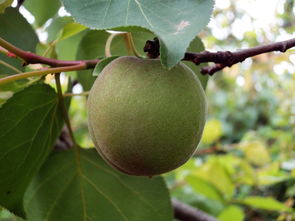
top-left (87, 56), bottom-right (207, 176)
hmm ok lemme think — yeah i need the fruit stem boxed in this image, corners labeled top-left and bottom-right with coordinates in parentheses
top-left (55, 73), bottom-right (77, 146)
top-left (105, 33), bottom-right (118, 57)
top-left (124, 32), bottom-right (141, 57)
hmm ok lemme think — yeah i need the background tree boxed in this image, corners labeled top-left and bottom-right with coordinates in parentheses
top-left (0, 0), bottom-right (294, 220)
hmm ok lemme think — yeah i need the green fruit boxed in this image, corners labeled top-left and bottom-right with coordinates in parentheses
top-left (87, 56), bottom-right (207, 176)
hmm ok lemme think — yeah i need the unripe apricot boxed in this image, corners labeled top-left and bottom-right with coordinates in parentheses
top-left (87, 56), bottom-right (207, 176)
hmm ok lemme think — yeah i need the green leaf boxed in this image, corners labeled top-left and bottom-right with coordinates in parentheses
top-left (76, 30), bottom-right (110, 90)
top-left (0, 73), bottom-right (41, 107)
top-left (35, 42), bottom-right (58, 59)
top-left (60, 0), bottom-right (214, 68)
top-left (241, 196), bottom-right (293, 212)
top-left (186, 175), bottom-right (224, 202)
top-left (93, 56), bottom-right (120, 76)
top-left (59, 22), bottom-right (87, 41)
top-left (201, 118), bottom-right (223, 144)
top-left (24, 0), bottom-right (61, 27)
top-left (44, 17), bottom-right (87, 61)
top-left (0, 84), bottom-right (64, 217)
top-left (170, 189), bottom-right (224, 216)
top-left (56, 31), bottom-right (86, 61)
top-left (0, 207), bottom-right (25, 221)
top-left (239, 141), bottom-right (270, 167)
top-left (24, 148), bottom-right (173, 221)
top-left (193, 157), bottom-right (235, 199)
top-left (257, 162), bottom-right (289, 186)
top-left (0, 0), bottom-right (12, 13)
top-left (183, 36), bottom-right (209, 90)
top-left (0, 7), bottom-right (38, 75)
top-left (46, 16), bottom-right (74, 43)
top-left (218, 206), bottom-right (245, 221)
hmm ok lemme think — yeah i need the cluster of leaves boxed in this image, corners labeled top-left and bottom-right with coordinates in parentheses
top-left (0, 0), bottom-right (214, 220)
top-left (167, 126), bottom-right (295, 220)
top-left (167, 1), bottom-right (295, 219)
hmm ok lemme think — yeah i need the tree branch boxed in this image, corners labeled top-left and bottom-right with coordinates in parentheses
top-left (54, 127), bottom-right (74, 150)
top-left (144, 38), bottom-right (295, 75)
top-left (172, 199), bottom-right (218, 221)
top-left (55, 73), bottom-right (77, 146)
top-left (16, 0), bottom-right (26, 9)
top-left (0, 37), bottom-right (99, 69)
top-left (2, 35), bottom-right (294, 79)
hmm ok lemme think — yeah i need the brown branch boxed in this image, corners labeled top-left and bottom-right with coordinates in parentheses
top-left (16, 0), bottom-right (26, 9)
top-left (0, 37), bottom-right (99, 69)
top-left (195, 146), bottom-right (227, 156)
top-left (144, 38), bottom-right (295, 75)
top-left (54, 127), bottom-right (74, 150)
top-left (172, 199), bottom-right (218, 221)
top-left (2, 35), bottom-right (295, 78)
top-left (144, 38), bottom-right (160, 58)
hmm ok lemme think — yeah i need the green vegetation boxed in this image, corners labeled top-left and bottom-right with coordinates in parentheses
top-left (0, 0), bottom-right (294, 220)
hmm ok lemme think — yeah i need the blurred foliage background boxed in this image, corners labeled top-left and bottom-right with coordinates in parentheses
top-left (167, 0), bottom-right (295, 220)
top-left (1, 0), bottom-right (295, 220)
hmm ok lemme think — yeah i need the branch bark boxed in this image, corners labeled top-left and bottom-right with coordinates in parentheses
top-left (16, 0), bottom-right (26, 9)
top-left (144, 38), bottom-right (295, 75)
top-left (0, 37), bottom-right (99, 69)
top-left (54, 127), bottom-right (74, 150)
top-left (172, 199), bottom-right (218, 221)
top-left (1, 35), bottom-right (295, 80)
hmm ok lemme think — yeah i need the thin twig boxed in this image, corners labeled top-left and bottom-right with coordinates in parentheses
top-left (0, 63), bottom-right (86, 86)
top-left (63, 91), bottom-right (90, 97)
top-left (0, 46), bottom-right (9, 56)
top-left (55, 73), bottom-right (77, 146)
top-left (195, 146), bottom-right (227, 156)
top-left (172, 199), bottom-right (218, 221)
top-left (144, 37), bottom-right (295, 75)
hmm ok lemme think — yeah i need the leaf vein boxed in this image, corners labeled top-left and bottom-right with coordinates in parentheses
top-left (14, 105), bottom-right (56, 171)
top-left (25, 161), bottom-right (74, 205)
top-left (102, 0), bottom-right (112, 26)
top-left (0, 99), bottom-right (56, 139)
top-left (45, 174), bottom-right (76, 221)
top-left (81, 156), bottom-right (157, 213)
top-left (133, 0), bottom-right (154, 28)
top-left (82, 175), bottom-right (129, 221)
top-left (125, 0), bottom-right (131, 25)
